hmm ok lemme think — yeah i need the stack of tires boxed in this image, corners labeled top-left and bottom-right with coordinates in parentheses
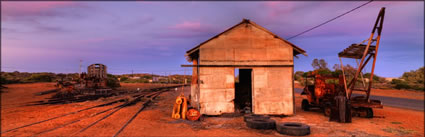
top-left (244, 114), bottom-right (310, 136)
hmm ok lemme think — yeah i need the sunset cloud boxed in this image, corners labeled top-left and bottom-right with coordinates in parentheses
top-left (1, 2), bottom-right (423, 77)
top-left (1, 2), bottom-right (80, 20)
top-left (169, 21), bottom-right (216, 32)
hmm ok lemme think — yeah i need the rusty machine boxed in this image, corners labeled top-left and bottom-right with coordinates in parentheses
top-left (301, 72), bottom-right (346, 116)
top-left (301, 7), bottom-right (385, 122)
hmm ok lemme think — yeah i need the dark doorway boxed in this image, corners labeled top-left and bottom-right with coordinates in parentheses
top-left (234, 69), bottom-right (252, 113)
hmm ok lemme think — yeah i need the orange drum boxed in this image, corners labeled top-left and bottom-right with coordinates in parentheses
top-left (186, 108), bottom-right (200, 121)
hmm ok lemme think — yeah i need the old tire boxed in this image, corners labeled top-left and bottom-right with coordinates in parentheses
top-left (245, 118), bottom-right (276, 130)
top-left (243, 114), bottom-right (270, 122)
top-left (276, 122), bottom-right (310, 136)
top-left (301, 99), bottom-right (310, 111)
top-left (323, 106), bottom-right (331, 117)
top-left (365, 108), bottom-right (373, 118)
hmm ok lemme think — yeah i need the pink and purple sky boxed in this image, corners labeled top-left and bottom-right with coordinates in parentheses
top-left (1, 1), bottom-right (423, 77)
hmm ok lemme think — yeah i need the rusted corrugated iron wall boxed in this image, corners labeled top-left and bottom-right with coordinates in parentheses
top-left (195, 22), bottom-right (295, 115)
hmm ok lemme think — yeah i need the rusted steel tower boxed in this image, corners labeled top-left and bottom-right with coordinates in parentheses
top-left (87, 64), bottom-right (107, 79)
top-left (338, 7), bottom-right (385, 101)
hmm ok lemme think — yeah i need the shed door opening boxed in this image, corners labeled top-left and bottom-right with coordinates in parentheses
top-left (234, 69), bottom-right (252, 113)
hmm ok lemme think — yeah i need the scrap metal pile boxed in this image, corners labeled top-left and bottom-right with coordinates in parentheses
top-left (31, 64), bottom-right (122, 105)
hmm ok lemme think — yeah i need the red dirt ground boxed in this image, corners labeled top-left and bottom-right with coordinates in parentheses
top-left (1, 83), bottom-right (424, 136)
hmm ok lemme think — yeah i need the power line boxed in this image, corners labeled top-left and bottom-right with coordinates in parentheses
top-left (287, 0), bottom-right (373, 40)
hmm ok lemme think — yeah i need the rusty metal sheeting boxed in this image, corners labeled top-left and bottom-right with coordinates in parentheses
top-left (338, 44), bottom-right (376, 59)
top-left (87, 64), bottom-right (107, 79)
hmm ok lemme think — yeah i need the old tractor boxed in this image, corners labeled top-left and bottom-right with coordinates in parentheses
top-left (300, 70), bottom-right (383, 120)
top-left (301, 72), bottom-right (346, 117)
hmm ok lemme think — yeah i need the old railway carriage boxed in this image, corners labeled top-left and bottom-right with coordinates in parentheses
top-left (184, 19), bottom-right (306, 115)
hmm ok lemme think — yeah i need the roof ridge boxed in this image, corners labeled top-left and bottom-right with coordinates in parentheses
top-left (185, 19), bottom-right (307, 59)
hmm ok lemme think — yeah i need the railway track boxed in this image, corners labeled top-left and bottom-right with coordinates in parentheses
top-left (1, 85), bottom-right (184, 136)
top-left (112, 90), bottom-right (165, 137)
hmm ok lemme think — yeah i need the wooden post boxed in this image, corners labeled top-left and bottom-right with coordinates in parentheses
top-left (339, 57), bottom-right (348, 98)
top-left (356, 59), bottom-right (367, 90)
top-left (367, 8), bottom-right (385, 101)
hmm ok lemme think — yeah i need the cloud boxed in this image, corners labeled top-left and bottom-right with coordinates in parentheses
top-left (119, 16), bottom-right (155, 29)
top-left (1, 2), bottom-right (81, 20)
top-left (152, 31), bottom-right (214, 39)
top-left (1, 27), bottom-right (17, 33)
top-left (2, 2), bottom-right (93, 34)
top-left (151, 21), bottom-right (218, 39)
top-left (169, 21), bottom-right (215, 32)
top-left (171, 21), bottom-right (201, 30)
top-left (262, 1), bottom-right (424, 40)
top-left (263, 1), bottom-right (297, 19)
top-left (76, 37), bottom-right (119, 44)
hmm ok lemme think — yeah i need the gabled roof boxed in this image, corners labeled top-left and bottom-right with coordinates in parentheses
top-left (185, 19), bottom-right (307, 60)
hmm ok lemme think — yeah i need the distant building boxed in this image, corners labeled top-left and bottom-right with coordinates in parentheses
top-left (129, 76), bottom-right (140, 79)
top-left (152, 76), bottom-right (167, 82)
top-left (153, 77), bottom-right (160, 82)
top-left (384, 77), bottom-right (398, 82)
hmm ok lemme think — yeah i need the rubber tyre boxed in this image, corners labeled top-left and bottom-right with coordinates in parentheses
top-left (322, 106), bottom-right (331, 117)
top-left (245, 118), bottom-right (276, 130)
top-left (301, 99), bottom-right (310, 111)
top-left (276, 122), bottom-right (310, 136)
top-left (365, 108), bottom-right (373, 118)
top-left (243, 114), bottom-right (270, 122)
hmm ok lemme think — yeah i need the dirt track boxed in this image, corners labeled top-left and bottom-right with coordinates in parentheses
top-left (1, 83), bottom-right (424, 136)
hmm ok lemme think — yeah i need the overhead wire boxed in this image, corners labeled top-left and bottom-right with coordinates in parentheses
top-left (287, 0), bottom-right (374, 40)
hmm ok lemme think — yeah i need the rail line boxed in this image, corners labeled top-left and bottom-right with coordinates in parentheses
top-left (31, 92), bottom-right (157, 136)
top-left (1, 98), bottom-right (124, 134)
top-left (1, 85), bottom-right (183, 136)
top-left (112, 90), bottom-right (165, 137)
top-left (71, 91), bottom-right (161, 136)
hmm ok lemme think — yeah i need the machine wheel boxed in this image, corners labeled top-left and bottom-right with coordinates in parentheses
top-left (323, 106), bottom-right (331, 117)
top-left (365, 108), bottom-right (374, 118)
top-left (245, 118), bottom-right (275, 129)
top-left (276, 122), bottom-right (310, 136)
top-left (301, 99), bottom-right (310, 111)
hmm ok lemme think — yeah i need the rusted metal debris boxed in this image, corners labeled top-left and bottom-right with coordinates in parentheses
top-left (338, 44), bottom-right (376, 59)
top-left (80, 63), bottom-right (108, 89)
top-left (30, 64), bottom-right (120, 105)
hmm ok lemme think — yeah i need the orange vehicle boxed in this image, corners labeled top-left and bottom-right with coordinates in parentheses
top-left (300, 72), bottom-right (345, 116)
top-left (301, 71), bottom-right (383, 119)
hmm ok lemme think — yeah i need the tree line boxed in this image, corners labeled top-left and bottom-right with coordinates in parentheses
top-left (0, 71), bottom-right (191, 85)
top-left (294, 58), bottom-right (424, 91)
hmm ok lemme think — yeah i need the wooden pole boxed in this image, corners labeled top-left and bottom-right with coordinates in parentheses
top-left (356, 59), bottom-right (367, 90)
top-left (339, 57), bottom-right (348, 98)
top-left (367, 8), bottom-right (385, 101)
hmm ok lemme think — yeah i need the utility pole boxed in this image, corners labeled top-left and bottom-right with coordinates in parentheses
top-left (79, 59), bottom-right (82, 76)
top-left (184, 68), bottom-right (187, 84)
top-left (168, 72), bottom-right (171, 84)
top-left (164, 72), bottom-right (167, 84)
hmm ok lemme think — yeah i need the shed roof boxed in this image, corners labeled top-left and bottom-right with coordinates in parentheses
top-left (185, 19), bottom-right (307, 61)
